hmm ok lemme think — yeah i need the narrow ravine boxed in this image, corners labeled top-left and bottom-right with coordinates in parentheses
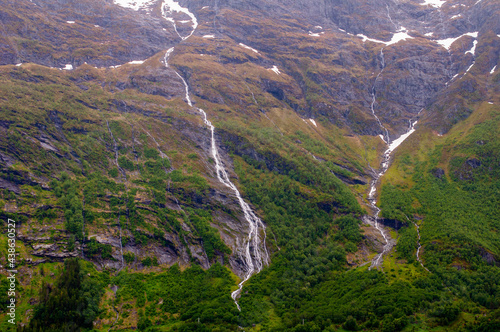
top-left (106, 120), bottom-right (125, 269)
top-left (406, 215), bottom-right (429, 272)
top-left (365, 48), bottom-right (420, 269)
top-left (159, 0), bottom-right (269, 310)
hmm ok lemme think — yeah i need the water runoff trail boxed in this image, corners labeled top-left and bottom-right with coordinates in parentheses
top-left (159, 0), bottom-right (269, 310)
top-left (365, 47), bottom-right (420, 269)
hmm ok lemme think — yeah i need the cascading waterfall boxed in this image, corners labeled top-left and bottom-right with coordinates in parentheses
top-left (160, 0), bottom-right (269, 310)
top-left (405, 215), bottom-right (429, 272)
top-left (366, 48), bottom-right (421, 268)
top-left (370, 48), bottom-right (390, 144)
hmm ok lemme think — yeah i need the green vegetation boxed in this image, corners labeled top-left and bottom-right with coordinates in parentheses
top-left (20, 259), bottom-right (104, 332)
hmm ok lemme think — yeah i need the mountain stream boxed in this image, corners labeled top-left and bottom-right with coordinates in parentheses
top-left (160, 0), bottom-right (269, 310)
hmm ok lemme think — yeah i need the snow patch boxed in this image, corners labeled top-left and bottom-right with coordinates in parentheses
top-left (239, 43), bottom-right (260, 54)
top-left (113, 0), bottom-right (155, 11)
top-left (162, 0), bottom-right (198, 40)
top-left (450, 14), bottom-right (461, 19)
top-left (269, 66), bottom-right (280, 75)
top-left (465, 40), bottom-right (478, 55)
top-left (309, 119), bottom-right (317, 127)
top-left (358, 31), bottom-right (413, 46)
top-left (434, 32), bottom-right (478, 50)
top-left (109, 65), bottom-right (122, 69)
top-left (420, 0), bottom-right (446, 8)
top-left (202, 35), bottom-right (215, 38)
top-left (315, 26), bottom-right (323, 30)
top-left (128, 60), bottom-right (145, 65)
top-left (464, 62), bottom-right (474, 74)
top-left (488, 102), bottom-right (493, 104)
top-left (63, 64), bottom-right (73, 70)
top-left (94, 25), bottom-right (100, 28)
top-left (66, 21), bottom-right (75, 24)
top-left (201, 6), bottom-right (209, 9)
top-left (379, 134), bottom-right (387, 143)
top-left (385, 121), bottom-right (418, 155)
top-left (491, 65), bottom-right (497, 74)
top-left (309, 31), bottom-right (321, 37)
top-left (424, 32), bottom-right (433, 37)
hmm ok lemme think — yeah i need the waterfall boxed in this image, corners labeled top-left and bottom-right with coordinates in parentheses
top-left (366, 48), bottom-right (421, 268)
top-left (160, 0), bottom-right (269, 310)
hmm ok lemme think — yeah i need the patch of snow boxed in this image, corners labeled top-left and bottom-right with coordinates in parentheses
top-left (128, 60), bottom-right (145, 65)
top-left (385, 121), bottom-right (418, 155)
top-left (379, 134), bottom-right (387, 143)
top-left (309, 31), bottom-right (321, 37)
top-left (357, 34), bottom-right (384, 44)
top-left (66, 21), bottom-right (75, 24)
top-left (388, 31), bottom-right (413, 45)
top-left (239, 43), bottom-right (260, 54)
top-left (488, 102), bottom-right (493, 104)
top-left (309, 119), bottom-right (317, 127)
top-left (464, 62), bottom-right (474, 74)
top-left (270, 65), bottom-right (280, 75)
top-left (474, 0), bottom-right (483, 4)
top-left (201, 6), bottom-right (209, 9)
top-left (94, 25), bottom-right (100, 28)
top-left (357, 31), bottom-right (413, 46)
top-left (491, 65), bottom-right (497, 74)
top-left (425, 32), bottom-right (433, 37)
top-left (465, 40), bottom-right (478, 55)
top-left (113, 0), bottom-right (156, 11)
top-left (179, 20), bottom-right (191, 23)
top-left (15, 63), bottom-right (22, 67)
top-left (434, 32), bottom-right (478, 50)
top-left (450, 14), bottom-right (461, 19)
top-left (109, 65), bottom-right (122, 69)
top-left (202, 35), bottom-right (215, 38)
top-left (63, 64), bottom-right (73, 70)
top-left (161, 0), bottom-right (198, 40)
top-left (315, 26), bottom-right (323, 30)
top-left (420, 0), bottom-right (446, 8)
top-left (339, 28), bottom-right (346, 32)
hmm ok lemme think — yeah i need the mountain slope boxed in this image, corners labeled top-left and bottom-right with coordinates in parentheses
top-left (0, 0), bottom-right (499, 331)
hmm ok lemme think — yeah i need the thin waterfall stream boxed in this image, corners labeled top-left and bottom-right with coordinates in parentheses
top-left (159, 0), bottom-right (269, 310)
top-left (365, 47), bottom-right (420, 269)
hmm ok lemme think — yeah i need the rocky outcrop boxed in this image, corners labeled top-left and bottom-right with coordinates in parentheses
top-left (0, 0), bottom-right (179, 67)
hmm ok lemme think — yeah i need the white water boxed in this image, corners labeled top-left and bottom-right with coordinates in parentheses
top-left (159, 0), bottom-right (269, 310)
top-left (367, 118), bottom-right (419, 269)
top-left (406, 216), bottom-right (429, 271)
top-left (370, 48), bottom-right (390, 144)
top-left (366, 49), bottom-right (421, 268)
